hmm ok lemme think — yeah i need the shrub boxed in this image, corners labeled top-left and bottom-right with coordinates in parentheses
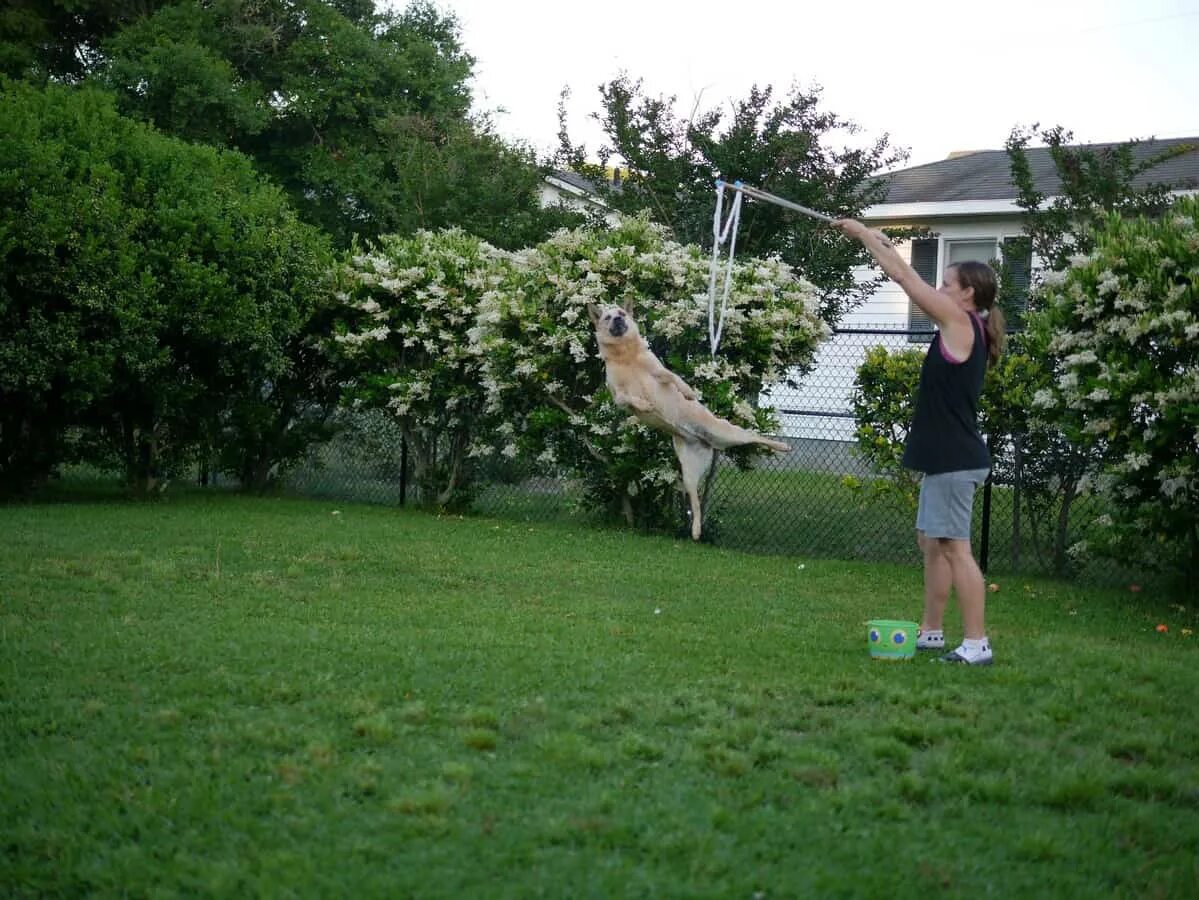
top-left (847, 346), bottom-right (924, 512)
top-left (474, 215), bottom-right (828, 532)
top-left (333, 229), bottom-right (506, 509)
top-left (1030, 197), bottom-right (1199, 581)
top-left (0, 80), bottom-right (333, 495)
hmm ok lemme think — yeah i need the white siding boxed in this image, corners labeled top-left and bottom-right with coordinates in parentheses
top-left (762, 218), bottom-right (1028, 442)
top-left (539, 180), bottom-right (620, 225)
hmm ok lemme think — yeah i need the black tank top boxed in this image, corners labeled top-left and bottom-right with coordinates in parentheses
top-left (902, 312), bottom-right (990, 474)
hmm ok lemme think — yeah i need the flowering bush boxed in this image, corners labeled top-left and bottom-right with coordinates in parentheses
top-left (333, 229), bottom-right (507, 508)
top-left (1030, 196), bottom-right (1199, 577)
top-left (849, 339), bottom-right (1095, 575)
top-left (473, 215), bottom-right (827, 531)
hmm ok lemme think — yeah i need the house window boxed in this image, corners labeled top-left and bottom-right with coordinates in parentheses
top-left (998, 236), bottom-right (1033, 326)
top-left (946, 239), bottom-right (999, 269)
top-left (907, 238), bottom-right (937, 343)
top-left (907, 238), bottom-right (999, 342)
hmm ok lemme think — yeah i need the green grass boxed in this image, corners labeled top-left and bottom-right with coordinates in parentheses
top-left (477, 464), bottom-right (1140, 587)
top-left (3, 491), bottom-right (1198, 897)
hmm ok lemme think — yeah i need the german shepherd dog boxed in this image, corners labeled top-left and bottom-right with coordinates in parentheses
top-left (588, 303), bottom-right (790, 540)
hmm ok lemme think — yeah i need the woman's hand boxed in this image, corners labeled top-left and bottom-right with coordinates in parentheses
top-left (832, 218), bottom-right (869, 240)
top-left (833, 218), bottom-right (893, 248)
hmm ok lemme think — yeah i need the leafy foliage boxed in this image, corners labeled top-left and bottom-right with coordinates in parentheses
top-left (1006, 125), bottom-right (1193, 278)
top-left (999, 126), bottom-right (1197, 573)
top-left (847, 346), bottom-right (924, 512)
top-left (0, 80), bottom-right (334, 495)
top-left (0, 0), bottom-right (177, 81)
top-left (333, 229), bottom-right (506, 509)
top-left (1, 0), bottom-right (578, 250)
top-left (475, 215), bottom-right (828, 532)
top-left (558, 78), bottom-right (907, 322)
top-left (1029, 197), bottom-right (1199, 580)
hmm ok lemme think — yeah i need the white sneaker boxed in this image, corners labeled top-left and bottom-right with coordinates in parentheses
top-left (916, 630), bottom-right (944, 651)
top-left (940, 643), bottom-right (993, 666)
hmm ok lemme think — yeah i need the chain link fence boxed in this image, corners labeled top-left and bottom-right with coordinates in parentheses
top-left (281, 324), bottom-right (1134, 584)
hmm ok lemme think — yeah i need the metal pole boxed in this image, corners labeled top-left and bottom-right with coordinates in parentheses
top-left (980, 439), bottom-right (994, 574)
top-left (716, 181), bottom-right (836, 223)
top-left (399, 437), bottom-right (408, 507)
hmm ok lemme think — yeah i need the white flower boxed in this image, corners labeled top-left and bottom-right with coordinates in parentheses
top-left (733, 399), bottom-right (755, 421)
top-left (1057, 372), bottom-right (1079, 391)
top-left (1031, 389), bottom-right (1056, 409)
top-left (1124, 452), bottom-right (1151, 471)
top-left (1065, 350), bottom-right (1098, 367)
top-left (1160, 475), bottom-right (1189, 499)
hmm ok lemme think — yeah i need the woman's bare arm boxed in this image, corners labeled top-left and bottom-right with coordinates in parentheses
top-left (833, 219), bottom-right (968, 330)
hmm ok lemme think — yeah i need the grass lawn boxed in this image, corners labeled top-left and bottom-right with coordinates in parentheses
top-left (3, 490), bottom-right (1197, 897)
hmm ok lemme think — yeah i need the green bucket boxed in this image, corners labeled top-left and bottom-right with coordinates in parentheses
top-left (868, 620), bottom-right (918, 660)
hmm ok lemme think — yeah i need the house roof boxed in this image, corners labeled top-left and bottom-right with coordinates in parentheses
top-left (879, 136), bottom-right (1199, 204)
top-left (550, 169), bottom-right (602, 194)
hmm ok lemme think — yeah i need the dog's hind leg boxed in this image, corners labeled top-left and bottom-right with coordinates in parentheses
top-left (673, 436), bottom-right (714, 541)
top-left (696, 415), bottom-right (790, 453)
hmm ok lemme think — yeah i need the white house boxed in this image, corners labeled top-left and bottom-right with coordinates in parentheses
top-left (540, 169), bottom-right (622, 225)
top-left (763, 136), bottom-right (1199, 442)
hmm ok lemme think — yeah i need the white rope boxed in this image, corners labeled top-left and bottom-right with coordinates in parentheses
top-left (706, 180), bottom-right (834, 357)
top-left (707, 181), bottom-right (743, 357)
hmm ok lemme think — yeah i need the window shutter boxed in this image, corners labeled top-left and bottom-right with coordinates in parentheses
top-left (908, 237), bottom-right (938, 343)
top-left (1000, 236), bottom-right (1033, 326)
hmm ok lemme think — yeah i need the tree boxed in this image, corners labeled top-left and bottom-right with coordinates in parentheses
top-left (995, 126), bottom-right (1197, 572)
top-left (0, 80), bottom-right (334, 495)
top-left (0, 0), bottom-right (175, 81)
top-left (92, 0), bottom-right (576, 248)
top-left (558, 78), bottom-right (907, 322)
top-left (1029, 198), bottom-right (1199, 584)
top-left (1006, 124), bottom-right (1192, 278)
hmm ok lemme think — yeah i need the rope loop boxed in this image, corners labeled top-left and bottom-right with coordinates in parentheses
top-left (707, 181), bottom-right (743, 357)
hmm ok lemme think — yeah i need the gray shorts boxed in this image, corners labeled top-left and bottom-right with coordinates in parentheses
top-left (916, 468), bottom-right (990, 540)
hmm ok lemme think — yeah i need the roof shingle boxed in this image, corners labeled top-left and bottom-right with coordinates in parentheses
top-left (880, 137), bottom-right (1199, 204)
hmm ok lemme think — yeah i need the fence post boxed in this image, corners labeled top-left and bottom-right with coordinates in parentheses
top-left (979, 437), bottom-right (994, 574)
top-left (1012, 436), bottom-right (1022, 571)
top-left (983, 474), bottom-right (992, 572)
top-left (399, 437), bottom-right (408, 506)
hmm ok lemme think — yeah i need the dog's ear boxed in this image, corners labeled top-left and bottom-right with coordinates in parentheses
top-left (623, 299), bottom-right (636, 318)
top-left (586, 303), bottom-right (601, 325)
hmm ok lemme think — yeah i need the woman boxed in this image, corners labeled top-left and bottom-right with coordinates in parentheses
top-left (834, 219), bottom-right (1006, 665)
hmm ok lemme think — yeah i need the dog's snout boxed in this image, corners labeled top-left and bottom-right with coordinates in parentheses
top-left (609, 315), bottom-right (627, 337)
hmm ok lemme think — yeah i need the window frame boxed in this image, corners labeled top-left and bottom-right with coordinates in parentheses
top-left (907, 234), bottom-right (1029, 341)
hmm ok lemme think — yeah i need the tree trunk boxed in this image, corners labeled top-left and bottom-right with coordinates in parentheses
top-left (1053, 480), bottom-right (1078, 576)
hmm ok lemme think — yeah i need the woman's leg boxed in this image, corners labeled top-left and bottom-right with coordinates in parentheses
top-left (918, 531), bottom-right (952, 631)
top-left (943, 537), bottom-right (986, 640)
